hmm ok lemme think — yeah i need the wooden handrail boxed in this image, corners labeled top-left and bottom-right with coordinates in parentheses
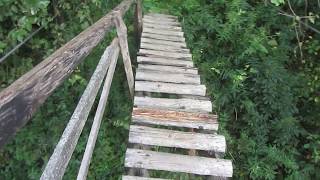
top-left (76, 39), bottom-right (119, 180)
top-left (40, 38), bottom-right (120, 180)
top-left (39, 0), bottom-right (142, 179)
top-left (0, 0), bottom-right (136, 148)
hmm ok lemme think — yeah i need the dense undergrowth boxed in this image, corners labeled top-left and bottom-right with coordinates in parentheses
top-left (0, 0), bottom-right (319, 179)
top-left (147, 0), bottom-right (320, 179)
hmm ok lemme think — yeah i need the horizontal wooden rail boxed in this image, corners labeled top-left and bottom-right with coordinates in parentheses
top-left (40, 0), bottom-right (141, 179)
top-left (77, 40), bottom-right (119, 180)
top-left (0, 0), bottom-right (135, 148)
top-left (40, 38), bottom-right (120, 180)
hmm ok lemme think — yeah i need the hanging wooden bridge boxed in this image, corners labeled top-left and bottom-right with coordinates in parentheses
top-left (0, 0), bottom-right (232, 179)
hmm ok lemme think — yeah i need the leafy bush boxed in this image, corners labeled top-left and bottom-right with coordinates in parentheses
top-left (148, 0), bottom-right (320, 179)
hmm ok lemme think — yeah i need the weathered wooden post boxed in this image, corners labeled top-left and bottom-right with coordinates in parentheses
top-left (113, 11), bottom-right (135, 98)
top-left (134, 0), bottom-right (143, 48)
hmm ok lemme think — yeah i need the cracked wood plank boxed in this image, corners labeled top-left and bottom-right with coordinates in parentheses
top-left (142, 32), bottom-right (185, 42)
top-left (129, 125), bottom-right (225, 152)
top-left (125, 149), bottom-right (233, 177)
top-left (137, 56), bottom-right (193, 67)
top-left (143, 23), bottom-right (182, 31)
top-left (136, 69), bottom-right (200, 84)
top-left (137, 64), bottom-right (197, 74)
top-left (135, 81), bottom-right (206, 96)
top-left (143, 27), bottom-right (184, 37)
top-left (141, 37), bottom-right (186, 48)
top-left (132, 108), bottom-right (218, 130)
top-left (139, 49), bottom-right (191, 60)
top-left (141, 42), bottom-right (189, 53)
top-left (143, 18), bottom-right (180, 26)
top-left (134, 96), bottom-right (212, 113)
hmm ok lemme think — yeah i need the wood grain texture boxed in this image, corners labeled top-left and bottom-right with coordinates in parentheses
top-left (134, 0), bottom-right (143, 45)
top-left (125, 149), bottom-right (233, 177)
top-left (135, 81), bottom-right (206, 96)
top-left (41, 39), bottom-right (120, 180)
top-left (143, 27), bottom-right (183, 37)
top-left (143, 16), bottom-right (178, 22)
top-left (132, 108), bottom-right (218, 130)
top-left (139, 49), bottom-right (191, 60)
top-left (143, 23), bottom-right (182, 31)
top-left (114, 13), bottom-right (134, 97)
top-left (136, 69), bottom-right (200, 84)
top-left (142, 32), bottom-right (185, 42)
top-left (146, 13), bottom-right (178, 19)
top-left (0, 0), bottom-right (134, 148)
top-left (134, 96), bottom-right (212, 113)
top-left (77, 43), bottom-right (119, 180)
top-left (140, 42), bottom-right (189, 53)
top-left (122, 176), bottom-right (169, 180)
top-left (137, 64), bottom-right (198, 74)
top-left (141, 37), bottom-right (186, 48)
top-left (129, 125), bottom-right (225, 152)
top-left (143, 18), bottom-right (180, 26)
top-left (137, 55), bottom-right (194, 67)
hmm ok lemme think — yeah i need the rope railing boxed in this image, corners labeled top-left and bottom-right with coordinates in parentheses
top-left (0, 0), bottom-right (142, 179)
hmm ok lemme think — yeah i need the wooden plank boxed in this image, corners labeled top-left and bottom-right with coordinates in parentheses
top-left (142, 32), bottom-right (185, 42)
top-left (143, 18), bottom-right (180, 26)
top-left (0, 0), bottom-right (134, 148)
top-left (132, 108), bottom-right (218, 131)
top-left (141, 42), bottom-right (189, 53)
top-left (143, 23), bottom-right (182, 31)
top-left (135, 81), bottom-right (206, 96)
top-left (114, 14), bottom-right (134, 97)
top-left (122, 176), bottom-right (168, 180)
top-left (147, 13), bottom-right (178, 19)
top-left (136, 69), bottom-right (200, 84)
top-left (137, 56), bottom-right (193, 67)
top-left (137, 64), bottom-right (197, 74)
top-left (134, 96), bottom-right (212, 113)
top-left (77, 43), bottom-right (119, 180)
top-left (141, 37), bottom-right (186, 48)
top-left (125, 149), bottom-right (233, 177)
top-left (41, 39), bottom-right (120, 180)
top-left (129, 125), bottom-right (225, 152)
top-left (143, 14), bottom-right (178, 22)
top-left (139, 49), bottom-right (191, 60)
top-left (143, 16), bottom-right (180, 25)
top-left (143, 27), bottom-right (183, 37)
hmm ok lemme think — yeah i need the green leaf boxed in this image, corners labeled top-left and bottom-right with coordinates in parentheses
top-left (271, 0), bottom-right (285, 6)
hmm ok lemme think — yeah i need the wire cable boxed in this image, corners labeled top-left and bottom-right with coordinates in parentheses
top-left (0, 26), bottom-right (44, 64)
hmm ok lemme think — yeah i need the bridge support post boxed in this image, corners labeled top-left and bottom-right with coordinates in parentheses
top-left (113, 12), bottom-right (135, 98)
top-left (134, 0), bottom-right (143, 48)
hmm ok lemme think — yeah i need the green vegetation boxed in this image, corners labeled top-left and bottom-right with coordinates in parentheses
top-left (147, 0), bottom-right (320, 179)
top-left (0, 0), bottom-right (319, 179)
